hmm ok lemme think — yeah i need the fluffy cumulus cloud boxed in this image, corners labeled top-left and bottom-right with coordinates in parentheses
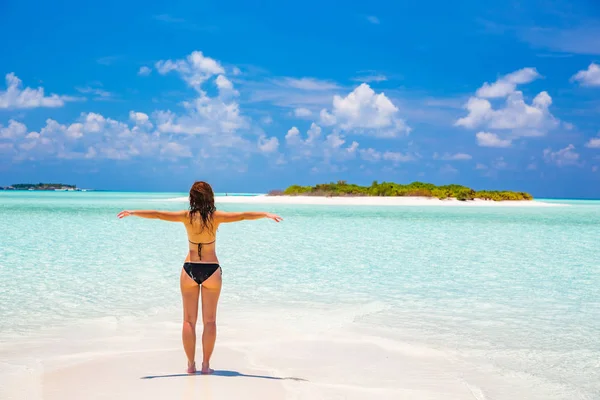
top-left (571, 63), bottom-right (600, 87)
top-left (294, 107), bottom-right (312, 117)
top-left (475, 68), bottom-right (540, 98)
top-left (258, 135), bottom-right (279, 153)
top-left (543, 144), bottom-right (581, 167)
top-left (456, 68), bottom-right (559, 146)
top-left (2, 50), bottom-right (277, 164)
top-left (12, 113), bottom-right (161, 161)
top-left (586, 133), bottom-right (600, 148)
top-left (138, 66), bottom-right (152, 76)
top-left (0, 120), bottom-right (27, 139)
top-left (285, 123), bottom-right (358, 163)
top-left (152, 51), bottom-right (246, 135)
top-left (319, 83), bottom-right (410, 137)
top-left (155, 51), bottom-right (225, 91)
top-left (476, 131), bottom-right (512, 148)
top-left (0, 73), bottom-right (79, 109)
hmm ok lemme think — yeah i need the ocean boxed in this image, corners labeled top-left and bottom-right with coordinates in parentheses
top-left (0, 192), bottom-right (598, 399)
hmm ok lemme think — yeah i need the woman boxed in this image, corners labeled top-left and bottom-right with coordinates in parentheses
top-left (117, 181), bottom-right (282, 374)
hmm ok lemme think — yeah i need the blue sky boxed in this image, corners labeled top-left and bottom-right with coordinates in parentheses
top-left (1, 0), bottom-right (600, 197)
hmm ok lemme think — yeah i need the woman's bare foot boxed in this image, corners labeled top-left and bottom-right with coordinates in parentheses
top-left (187, 361), bottom-right (196, 374)
top-left (201, 362), bottom-right (214, 374)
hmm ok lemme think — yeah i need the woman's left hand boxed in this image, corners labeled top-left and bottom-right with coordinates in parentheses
top-left (117, 210), bottom-right (133, 219)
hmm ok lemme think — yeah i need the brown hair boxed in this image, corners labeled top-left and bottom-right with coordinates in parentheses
top-left (189, 181), bottom-right (216, 232)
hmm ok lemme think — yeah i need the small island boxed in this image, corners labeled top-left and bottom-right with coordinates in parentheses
top-left (270, 181), bottom-right (533, 201)
top-left (1, 183), bottom-right (83, 191)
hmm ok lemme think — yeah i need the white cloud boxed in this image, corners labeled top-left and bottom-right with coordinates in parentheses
top-left (476, 68), bottom-right (541, 98)
top-left (586, 136), bottom-right (600, 148)
top-left (153, 100), bottom-right (246, 135)
top-left (75, 85), bottom-right (113, 100)
top-left (277, 77), bottom-right (340, 91)
top-left (0, 120), bottom-right (27, 139)
top-left (129, 111), bottom-right (153, 130)
top-left (258, 135), bottom-right (279, 153)
top-left (161, 142), bottom-right (192, 158)
top-left (360, 148), bottom-right (415, 163)
top-left (434, 152), bottom-right (472, 161)
top-left (155, 51), bottom-right (225, 91)
top-left (0, 73), bottom-right (78, 109)
top-left (571, 63), bottom-right (600, 87)
top-left (475, 163), bottom-right (488, 170)
top-left (285, 123), bottom-right (358, 162)
top-left (543, 144), bottom-right (581, 166)
top-left (360, 148), bottom-right (381, 162)
top-left (383, 151), bottom-right (415, 163)
top-left (261, 115), bottom-right (273, 125)
top-left (151, 51), bottom-right (246, 135)
top-left (294, 107), bottom-right (312, 117)
top-left (366, 16), bottom-right (380, 25)
top-left (476, 131), bottom-right (512, 147)
top-left (285, 126), bottom-right (300, 143)
top-left (14, 113), bottom-right (162, 162)
top-left (457, 92), bottom-right (557, 133)
top-left (138, 66), bottom-right (152, 76)
top-left (352, 74), bottom-right (388, 83)
top-left (215, 75), bottom-right (238, 96)
top-left (129, 111), bottom-right (150, 125)
top-left (244, 76), bottom-right (340, 109)
top-left (215, 75), bottom-right (233, 90)
top-left (319, 83), bottom-right (410, 137)
top-left (456, 69), bottom-right (559, 140)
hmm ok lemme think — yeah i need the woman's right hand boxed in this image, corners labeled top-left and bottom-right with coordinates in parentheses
top-left (265, 213), bottom-right (283, 222)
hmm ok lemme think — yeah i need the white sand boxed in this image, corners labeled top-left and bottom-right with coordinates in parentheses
top-left (10, 334), bottom-right (478, 400)
top-left (205, 195), bottom-right (561, 207)
top-left (2, 307), bottom-right (554, 400)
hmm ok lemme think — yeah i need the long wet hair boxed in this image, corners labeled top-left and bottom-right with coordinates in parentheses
top-left (189, 181), bottom-right (216, 232)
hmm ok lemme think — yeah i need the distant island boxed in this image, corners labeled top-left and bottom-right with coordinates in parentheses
top-left (1, 183), bottom-right (87, 191)
top-left (269, 181), bottom-right (533, 201)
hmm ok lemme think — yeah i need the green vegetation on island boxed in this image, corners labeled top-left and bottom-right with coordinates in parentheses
top-left (3, 183), bottom-right (78, 191)
top-left (271, 181), bottom-right (533, 201)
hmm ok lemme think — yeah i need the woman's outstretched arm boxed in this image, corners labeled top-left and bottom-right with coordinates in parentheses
top-left (214, 210), bottom-right (283, 223)
top-left (117, 210), bottom-right (188, 222)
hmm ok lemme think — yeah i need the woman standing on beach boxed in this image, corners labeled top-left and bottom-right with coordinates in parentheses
top-left (117, 181), bottom-right (282, 374)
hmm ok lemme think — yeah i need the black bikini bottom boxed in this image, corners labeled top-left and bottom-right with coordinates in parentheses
top-left (183, 262), bottom-right (221, 285)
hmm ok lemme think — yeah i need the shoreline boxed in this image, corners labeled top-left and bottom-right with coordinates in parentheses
top-left (167, 195), bottom-right (563, 207)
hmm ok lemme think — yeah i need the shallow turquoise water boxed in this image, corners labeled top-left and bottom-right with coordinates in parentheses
top-left (0, 192), bottom-right (599, 399)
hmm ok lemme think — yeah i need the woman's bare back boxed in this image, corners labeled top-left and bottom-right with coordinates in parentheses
top-left (184, 213), bottom-right (219, 263)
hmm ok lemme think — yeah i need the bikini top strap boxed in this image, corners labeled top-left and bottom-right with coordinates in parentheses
top-left (188, 239), bottom-right (216, 245)
top-left (188, 239), bottom-right (215, 261)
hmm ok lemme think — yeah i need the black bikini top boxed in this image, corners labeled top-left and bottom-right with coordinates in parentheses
top-left (188, 239), bottom-right (215, 260)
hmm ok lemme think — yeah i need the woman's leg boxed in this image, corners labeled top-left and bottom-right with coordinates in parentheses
top-left (180, 268), bottom-right (200, 373)
top-left (200, 268), bottom-right (222, 374)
